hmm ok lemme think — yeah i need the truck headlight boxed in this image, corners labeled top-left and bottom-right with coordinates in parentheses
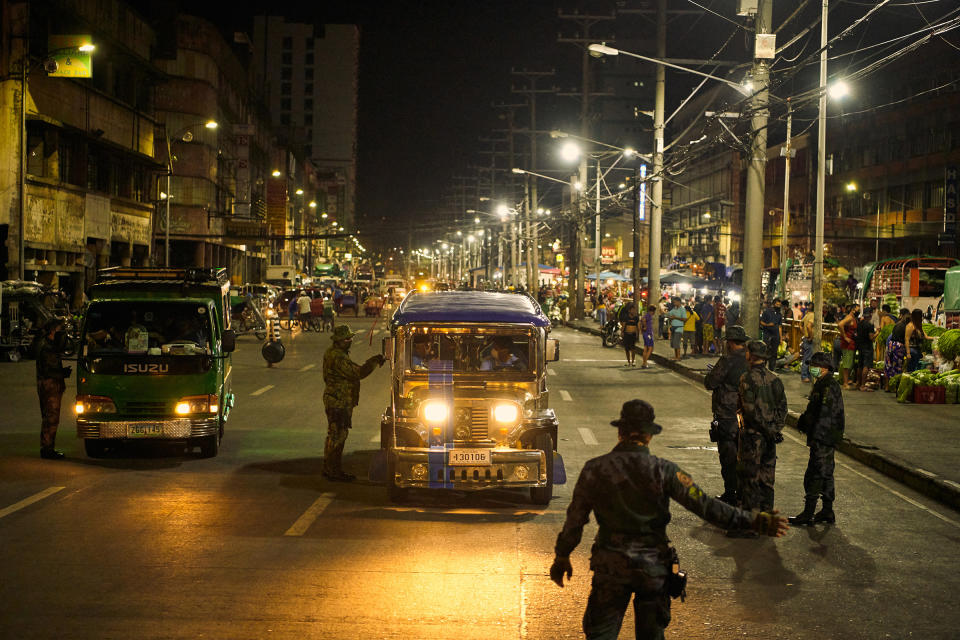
top-left (422, 401), bottom-right (449, 424)
top-left (175, 394), bottom-right (219, 415)
top-left (75, 395), bottom-right (117, 415)
top-left (493, 403), bottom-right (519, 424)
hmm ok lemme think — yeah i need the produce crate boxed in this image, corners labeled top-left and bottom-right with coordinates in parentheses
top-left (914, 386), bottom-right (945, 404)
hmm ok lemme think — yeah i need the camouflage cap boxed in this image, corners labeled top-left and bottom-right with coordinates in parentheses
top-left (809, 351), bottom-right (834, 370)
top-left (746, 339), bottom-right (770, 359)
top-left (724, 325), bottom-right (750, 343)
top-left (610, 399), bottom-right (663, 434)
top-left (330, 325), bottom-right (360, 341)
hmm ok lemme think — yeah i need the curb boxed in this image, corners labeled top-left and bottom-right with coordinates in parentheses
top-left (565, 321), bottom-right (960, 513)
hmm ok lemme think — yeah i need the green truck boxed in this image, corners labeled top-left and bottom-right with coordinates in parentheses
top-left (75, 268), bottom-right (236, 457)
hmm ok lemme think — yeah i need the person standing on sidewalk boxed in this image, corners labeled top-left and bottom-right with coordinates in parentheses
top-left (712, 295), bottom-right (726, 353)
top-left (799, 305), bottom-right (816, 382)
top-left (759, 299), bottom-right (783, 370)
top-left (700, 296), bottom-right (715, 355)
top-left (837, 304), bottom-right (860, 388)
top-left (729, 340), bottom-right (788, 537)
top-left (619, 302), bottom-right (640, 367)
top-left (703, 326), bottom-right (751, 505)
top-left (640, 304), bottom-right (656, 369)
top-left (790, 352), bottom-right (844, 526)
top-left (667, 298), bottom-right (687, 361)
top-left (549, 399), bottom-right (789, 640)
top-left (322, 325), bottom-right (385, 481)
top-left (682, 302), bottom-right (699, 359)
top-left (35, 319), bottom-right (71, 460)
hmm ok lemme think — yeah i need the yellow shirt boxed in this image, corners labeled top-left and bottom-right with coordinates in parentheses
top-left (684, 311), bottom-right (699, 332)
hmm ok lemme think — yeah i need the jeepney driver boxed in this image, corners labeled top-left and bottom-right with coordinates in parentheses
top-left (480, 336), bottom-right (525, 371)
top-left (411, 334), bottom-right (435, 369)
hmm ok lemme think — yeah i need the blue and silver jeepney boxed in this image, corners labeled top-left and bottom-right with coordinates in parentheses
top-left (379, 291), bottom-right (564, 504)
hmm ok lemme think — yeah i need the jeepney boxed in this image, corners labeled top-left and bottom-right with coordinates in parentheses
top-left (379, 291), bottom-right (563, 504)
top-left (74, 267), bottom-right (236, 458)
top-left (859, 256), bottom-right (960, 317)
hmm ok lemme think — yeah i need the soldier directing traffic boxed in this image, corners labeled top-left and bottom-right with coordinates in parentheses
top-left (729, 340), bottom-right (788, 538)
top-left (35, 319), bottom-right (71, 460)
top-left (322, 324), bottom-right (385, 481)
top-left (790, 351), bottom-right (844, 526)
top-left (550, 399), bottom-right (789, 639)
top-left (702, 325), bottom-right (751, 505)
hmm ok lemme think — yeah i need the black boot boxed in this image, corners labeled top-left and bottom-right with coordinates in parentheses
top-left (788, 497), bottom-right (819, 526)
top-left (812, 499), bottom-right (835, 524)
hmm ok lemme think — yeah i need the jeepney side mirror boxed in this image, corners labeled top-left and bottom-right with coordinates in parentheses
top-left (546, 338), bottom-right (560, 362)
top-left (222, 329), bottom-right (237, 353)
top-left (382, 336), bottom-right (394, 361)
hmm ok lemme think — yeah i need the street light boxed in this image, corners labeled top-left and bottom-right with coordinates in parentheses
top-left (164, 119), bottom-right (218, 267)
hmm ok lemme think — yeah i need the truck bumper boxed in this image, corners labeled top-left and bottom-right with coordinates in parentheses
top-left (387, 447), bottom-right (565, 490)
top-left (77, 417), bottom-right (219, 440)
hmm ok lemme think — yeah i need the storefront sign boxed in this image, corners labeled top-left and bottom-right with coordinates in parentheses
top-left (85, 194), bottom-right (110, 240)
top-left (266, 179), bottom-right (287, 236)
top-left (25, 193), bottom-right (84, 249)
top-left (601, 246), bottom-right (617, 265)
top-left (47, 35), bottom-right (93, 78)
top-left (111, 212), bottom-right (151, 245)
top-left (945, 165), bottom-right (957, 239)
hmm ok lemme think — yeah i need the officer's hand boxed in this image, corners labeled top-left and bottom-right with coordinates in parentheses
top-left (549, 556), bottom-right (573, 588)
top-left (375, 354), bottom-right (386, 367)
top-left (752, 509), bottom-right (790, 537)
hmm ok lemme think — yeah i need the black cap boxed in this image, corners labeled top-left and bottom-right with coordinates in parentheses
top-left (610, 399), bottom-right (663, 434)
top-left (746, 339), bottom-right (770, 359)
top-left (724, 325), bottom-right (750, 343)
top-left (809, 351), bottom-right (834, 370)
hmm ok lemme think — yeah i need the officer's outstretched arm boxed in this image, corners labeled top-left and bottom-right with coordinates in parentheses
top-left (667, 465), bottom-right (755, 532)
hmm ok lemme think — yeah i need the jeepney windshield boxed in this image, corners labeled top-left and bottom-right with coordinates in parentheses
top-left (406, 328), bottom-right (533, 374)
top-left (82, 301), bottom-right (213, 357)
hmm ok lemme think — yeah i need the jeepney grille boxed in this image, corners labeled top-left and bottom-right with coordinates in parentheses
top-left (470, 406), bottom-right (490, 441)
top-left (125, 401), bottom-right (168, 415)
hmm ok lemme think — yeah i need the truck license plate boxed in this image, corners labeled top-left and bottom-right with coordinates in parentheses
top-left (449, 449), bottom-right (490, 466)
top-left (128, 423), bottom-right (163, 437)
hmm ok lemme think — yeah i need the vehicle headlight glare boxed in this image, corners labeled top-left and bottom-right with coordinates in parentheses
top-left (493, 403), bottom-right (519, 424)
top-left (75, 395), bottom-right (117, 414)
top-left (423, 401), bottom-right (449, 423)
top-left (175, 402), bottom-right (191, 415)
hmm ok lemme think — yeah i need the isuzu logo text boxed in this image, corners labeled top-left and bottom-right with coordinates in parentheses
top-left (124, 363), bottom-right (169, 374)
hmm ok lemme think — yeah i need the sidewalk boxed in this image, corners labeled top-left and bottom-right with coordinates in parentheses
top-left (567, 319), bottom-right (960, 512)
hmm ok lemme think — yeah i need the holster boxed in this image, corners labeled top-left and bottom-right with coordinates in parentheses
top-left (708, 420), bottom-right (719, 443)
top-left (666, 547), bottom-right (687, 602)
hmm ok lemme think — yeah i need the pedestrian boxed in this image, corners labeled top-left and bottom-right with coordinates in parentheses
top-left (790, 352), bottom-right (844, 526)
top-left (903, 308), bottom-right (926, 373)
top-left (837, 303), bottom-right (859, 388)
top-left (792, 302), bottom-right (802, 321)
top-left (700, 295), bottom-right (715, 354)
top-left (713, 295), bottom-right (726, 353)
top-left (640, 304), bottom-right (656, 369)
top-left (855, 314), bottom-right (878, 391)
top-left (310, 293), bottom-right (326, 331)
top-left (296, 290), bottom-right (312, 329)
top-left (759, 299), bottom-right (782, 370)
top-left (35, 319), bottom-right (71, 460)
top-left (883, 308), bottom-right (910, 381)
top-left (322, 295), bottom-right (336, 332)
top-left (799, 304), bottom-right (816, 382)
top-left (288, 295), bottom-right (298, 327)
top-left (667, 297), bottom-right (687, 361)
top-left (322, 325), bottom-right (385, 481)
top-left (596, 298), bottom-right (607, 328)
top-left (619, 301), bottom-right (640, 367)
top-left (703, 326), bottom-right (751, 505)
top-left (682, 302), bottom-right (699, 358)
top-left (549, 399), bottom-right (789, 640)
top-left (729, 340), bottom-right (788, 537)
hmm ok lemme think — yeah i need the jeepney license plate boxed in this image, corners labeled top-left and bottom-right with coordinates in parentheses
top-left (449, 450), bottom-right (491, 465)
top-left (128, 424), bottom-right (163, 437)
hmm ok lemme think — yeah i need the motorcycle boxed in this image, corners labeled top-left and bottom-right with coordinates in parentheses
top-left (601, 318), bottom-right (622, 348)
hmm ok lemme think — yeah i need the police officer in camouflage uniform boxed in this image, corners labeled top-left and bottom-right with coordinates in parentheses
top-left (550, 399), bottom-right (789, 639)
top-left (790, 351), bottom-right (844, 525)
top-left (322, 324), bottom-right (385, 481)
top-left (729, 340), bottom-right (788, 538)
top-left (36, 319), bottom-right (71, 460)
top-left (702, 325), bottom-right (751, 504)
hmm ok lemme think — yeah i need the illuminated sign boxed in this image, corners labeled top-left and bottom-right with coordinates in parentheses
top-left (47, 35), bottom-right (93, 78)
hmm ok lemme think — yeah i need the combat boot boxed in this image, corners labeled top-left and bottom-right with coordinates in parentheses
top-left (788, 498), bottom-right (818, 526)
top-left (812, 499), bottom-right (835, 524)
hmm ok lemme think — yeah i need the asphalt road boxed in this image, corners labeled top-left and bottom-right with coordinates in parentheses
top-left (1, 319), bottom-right (959, 639)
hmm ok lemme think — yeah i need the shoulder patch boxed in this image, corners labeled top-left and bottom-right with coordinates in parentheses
top-left (676, 470), bottom-right (694, 488)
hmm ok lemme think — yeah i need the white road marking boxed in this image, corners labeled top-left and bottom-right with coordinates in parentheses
top-left (578, 427), bottom-right (598, 446)
top-left (0, 486), bottom-right (65, 520)
top-left (250, 384), bottom-right (275, 397)
top-left (299, 364), bottom-right (316, 372)
top-left (284, 493), bottom-right (336, 536)
top-left (548, 368), bottom-right (557, 376)
top-left (559, 390), bottom-right (573, 402)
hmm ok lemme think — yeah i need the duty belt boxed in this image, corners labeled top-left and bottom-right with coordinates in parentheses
top-left (598, 530), bottom-right (668, 549)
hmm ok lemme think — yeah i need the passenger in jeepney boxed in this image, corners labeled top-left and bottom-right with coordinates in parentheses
top-left (410, 334), bottom-right (437, 370)
top-left (480, 336), bottom-right (526, 371)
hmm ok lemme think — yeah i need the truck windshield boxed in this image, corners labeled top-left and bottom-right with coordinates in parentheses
top-left (408, 331), bottom-right (532, 373)
top-left (82, 301), bottom-right (213, 356)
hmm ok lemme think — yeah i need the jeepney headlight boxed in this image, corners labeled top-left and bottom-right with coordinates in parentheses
top-left (422, 401), bottom-right (449, 424)
top-left (175, 394), bottom-right (219, 415)
top-left (75, 395), bottom-right (117, 414)
top-left (412, 463), bottom-right (429, 480)
top-left (493, 403), bottom-right (519, 425)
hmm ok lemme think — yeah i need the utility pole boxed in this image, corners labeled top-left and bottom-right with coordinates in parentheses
top-left (648, 0), bottom-right (666, 317)
top-left (813, 0), bottom-right (829, 351)
top-left (779, 99), bottom-right (794, 299)
top-left (741, 0), bottom-right (773, 336)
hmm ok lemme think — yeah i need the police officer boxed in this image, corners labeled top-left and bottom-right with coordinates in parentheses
top-left (36, 319), bottom-right (71, 460)
top-left (702, 325), bottom-right (751, 504)
top-left (790, 351), bottom-right (844, 525)
top-left (550, 399), bottom-right (789, 639)
top-left (322, 324), bottom-right (385, 481)
top-left (729, 340), bottom-right (788, 537)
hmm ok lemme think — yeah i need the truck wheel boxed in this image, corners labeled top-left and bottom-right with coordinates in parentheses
top-left (530, 432), bottom-right (554, 505)
top-left (84, 439), bottom-right (107, 458)
top-left (386, 451), bottom-right (408, 503)
top-left (199, 433), bottom-right (220, 458)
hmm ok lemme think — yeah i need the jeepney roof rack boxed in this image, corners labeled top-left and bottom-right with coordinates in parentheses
top-left (97, 267), bottom-right (229, 286)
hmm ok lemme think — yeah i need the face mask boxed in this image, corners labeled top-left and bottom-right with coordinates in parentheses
top-left (809, 367), bottom-right (822, 378)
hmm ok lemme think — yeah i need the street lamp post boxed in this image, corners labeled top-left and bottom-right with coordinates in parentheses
top-left (164, 120), bottom-right (218, 267)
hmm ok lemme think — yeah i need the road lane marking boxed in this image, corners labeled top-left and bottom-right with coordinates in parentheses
top-left (0, 486), bottom-right (65, 520)
top-left (299, 364), bottom-right (316, 372)
top-left (548, 368), bottom-right (557, 376)
top-left (284, 493), bottom-right (335, 536)
top-left (559, 390), bottom-right (573, 402)
top-left (250, 384), bottom-right (275, 397)
top-left (578, 428), bottom-right (598, 445)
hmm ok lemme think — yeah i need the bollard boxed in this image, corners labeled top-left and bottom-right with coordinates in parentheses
top-left (261, 316), bottom-right (285, 365)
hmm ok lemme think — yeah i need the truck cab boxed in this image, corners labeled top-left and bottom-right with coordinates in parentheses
top-left (74, 267), bottom-right (236, 457)
top-left (379, 291), bottom-right (563, 504)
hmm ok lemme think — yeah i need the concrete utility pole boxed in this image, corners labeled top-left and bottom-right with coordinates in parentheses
top-left (741, 0), bottom-right (773, 336)
top-left (779, 99), bottom-right (794, 299)
top-left (813, 0), bottom-right (829, 351)
top-left (648, 0), bottom-right (666, 315)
